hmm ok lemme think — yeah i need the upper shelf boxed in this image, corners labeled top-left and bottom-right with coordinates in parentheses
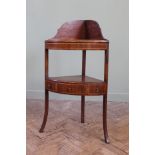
top-left (45, 20), bottom-right (109, 50)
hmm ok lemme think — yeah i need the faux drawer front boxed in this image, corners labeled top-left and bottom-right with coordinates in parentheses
top-left (84, 84), bottom-right (106, 95)
top-left (47, 82), bottom-right (83, 95)
top-left (46, 82), bottom-right (106, 96)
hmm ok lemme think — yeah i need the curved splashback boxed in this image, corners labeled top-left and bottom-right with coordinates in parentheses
top-left (53, 20), bottom-right (104, 40)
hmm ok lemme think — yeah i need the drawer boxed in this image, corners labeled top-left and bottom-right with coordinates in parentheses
top-left (84, 84), bottom-right (106, 95)
top-left (46, 82), bottom-right (83, 95)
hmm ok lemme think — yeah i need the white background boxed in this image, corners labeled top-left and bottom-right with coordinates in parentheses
top-left (0, 0), bottom-right (155, 154)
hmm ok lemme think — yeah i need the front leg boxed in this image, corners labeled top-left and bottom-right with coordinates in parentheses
top-left (103, 94), bottom-right (110, 143)
top-left (39, 89), bottom-right (49, 132)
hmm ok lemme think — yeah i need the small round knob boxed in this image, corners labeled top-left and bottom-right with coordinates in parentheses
top-left (96, 88), bottom-right (99, 93)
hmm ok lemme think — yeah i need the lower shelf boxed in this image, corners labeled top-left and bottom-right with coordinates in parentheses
top-left (46, 75), bottom-right (106, 96)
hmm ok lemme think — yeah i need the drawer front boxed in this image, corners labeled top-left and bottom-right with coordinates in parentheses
top-left (84, 84), bottom-right (106, 95)
top-left (46, 82), bottom-right (106, 96)
top-left (46, 82), bottom-right (83, 95)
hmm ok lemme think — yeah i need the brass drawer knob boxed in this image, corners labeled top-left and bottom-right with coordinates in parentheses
top-left (96, 88), bottom-right (99, 93)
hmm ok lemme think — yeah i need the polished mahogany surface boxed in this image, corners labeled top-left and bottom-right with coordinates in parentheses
top-left (46, 75), bottom-right (106, 96)
top-left (48, 75), bottom-right (104, 83)
top-left (45, 20), bottom-right (109, 50)
top-left (40, 20), bottom-right (110, 143)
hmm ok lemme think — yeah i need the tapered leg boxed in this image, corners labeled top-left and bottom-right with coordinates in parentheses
top-left (81, 96), bottom-right (85, 123)
top-left (81, 50), bottom-right (86, 123)
top-left (103, 94), bottom-right (110, 143)
top-left (39, 89), bottom-right (49, 132)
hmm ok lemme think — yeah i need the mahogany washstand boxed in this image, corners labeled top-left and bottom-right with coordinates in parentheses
top-left (39, 20), bottom-right (110, 143)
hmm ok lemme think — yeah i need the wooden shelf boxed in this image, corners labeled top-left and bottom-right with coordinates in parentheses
top-left (46, 75), bottom-right (106, 96)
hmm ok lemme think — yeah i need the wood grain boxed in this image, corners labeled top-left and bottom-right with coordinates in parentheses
top-left (27, 99), bottom-right (129, 155)
top-left (45, 20), bottom-right (108, 50)
top-left (46, 75), bottom-right (106, 96)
